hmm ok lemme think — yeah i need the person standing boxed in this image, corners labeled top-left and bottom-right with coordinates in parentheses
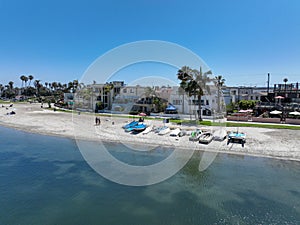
top-left (95, 117), bottom-right (101, 125)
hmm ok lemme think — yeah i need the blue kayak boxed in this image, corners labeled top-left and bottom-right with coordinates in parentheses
top-left (125, 123), bottom-right (146, 132)
top-left (123, 121), bottom-right (138, 129)
top-left (133, 123), bottom-right (147, 132)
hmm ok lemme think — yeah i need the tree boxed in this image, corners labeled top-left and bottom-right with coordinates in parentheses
top-left (4, 81), bottom-right (16, 99)
top-left (20, 75), bottom-right (26, 88)
top-left (34, 80), bottom-right (41, 96)
top-left (177, 66), bottom-right (193, 81)
top-left (28, 75), bottom-right (34, 86)
top-left (104, 82), bottom-right (114, 109)
top-left (73, 80), bottom-right (79, 92)
top-left (76, 86), bottom-right (94, 109)
top-left (68, 82), bottom-right (74, 92)
top-left (23, 76), bottom-right (28, 97)
top-left (24, 76), bottom-right (29, 88)
top-left (58, 82), bottom-right (63, 90)
top-left (0, 84), bottom-right (3, 97)
top-left (144, 87), bottom-right (166, 112)
top-left (51, 82), bottom-right (58, 91)
top-left (8, 81), bottom-right (14, 90)
top-left (214, 75), bottom-right (226, 113)
top-left (177, 66), bottom-right (212, 121)
top-left (283, 77), bottom-right (288, 97)
top-left (238, 100), bottom-right (256, 110)
top-left (144, 86), bottom-right (157, 98)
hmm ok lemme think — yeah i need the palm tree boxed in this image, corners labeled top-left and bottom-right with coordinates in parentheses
top-left (214, 75), bottom-right (226, 113)
top-left (58, 82), bottom-right (63, 90)
top-left (177, 66), bottom-right (212, 121)
top-left (0, 84), bottom-right (3, 97)
top-left (51, 82), bottom-right (58, 91)
top-left (34, 80), bottom-right (41, 96)
top-left (144, 86), bottom-right (157, 98)
top-left (21, 76), bottom-right (29, 97)
top-left (20, 75), bottom-right (26, 88)
top-left (73, 80), bottom-right (79, 93)
top-left (283, 78), bottom-right (288, 97)
top-left (144, 86), bottom-right (163, 112)
top-left (8, 81), bottom-right (14, 90)
top-left (4, 85), bottom-right (9, 98)
top-left (68, 82), bottom-right (74, 92)
top-left (28, 75), bottom-right (34, 86)
top-left (24, 76), bottom-right (28, 88)
top-left (62, 83), bottom-right (67, 92)
top-left (48, 83), bottom-right (52, 91)
top-left (104, 82), bottom-right (114, 110)
top-left (44, 82), bottom-right (49, 94)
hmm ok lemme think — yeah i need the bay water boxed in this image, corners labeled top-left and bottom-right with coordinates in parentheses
top-left (0, 126), bottom-right (299, 225)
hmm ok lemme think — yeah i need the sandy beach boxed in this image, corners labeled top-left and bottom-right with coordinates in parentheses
top-left (1, 102), bottom-right (300, 161)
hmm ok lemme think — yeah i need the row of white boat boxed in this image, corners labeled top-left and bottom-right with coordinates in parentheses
top-left (122, 120), bottom-right (247, 146)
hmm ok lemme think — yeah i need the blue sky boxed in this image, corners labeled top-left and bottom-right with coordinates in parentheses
top-left (0, 0), bottom-right (299, 87)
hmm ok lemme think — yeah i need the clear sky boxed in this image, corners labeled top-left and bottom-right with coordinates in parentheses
top-left (0, 0), bottom-right (299, 87)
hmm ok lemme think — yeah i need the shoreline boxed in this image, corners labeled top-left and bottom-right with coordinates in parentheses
top-left (1, 103), bottom-right (300, 162)
top-left (2, 122), bottom-right (300, 163)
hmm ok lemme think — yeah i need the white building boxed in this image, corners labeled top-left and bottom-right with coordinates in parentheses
top-left (169, 86), bottom-right (222, 117)
top-left (71, 81), bottom-right (125, 112)
top-left (70, 81), bottom-right (225, 117)
top-left (223, 86), bottom-right (270, 104)
top-left (111, 85), bottom-right (146, 112)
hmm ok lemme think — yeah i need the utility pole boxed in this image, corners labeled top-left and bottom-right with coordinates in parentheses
top-left (267, 73), bottom-right (270, 94)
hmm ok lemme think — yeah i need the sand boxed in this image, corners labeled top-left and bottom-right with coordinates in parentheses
top-left (1, 102), bottom-right (300, 161)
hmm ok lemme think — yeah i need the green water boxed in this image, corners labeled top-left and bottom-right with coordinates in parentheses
top-left (0, 126), bottom-right (299, 225)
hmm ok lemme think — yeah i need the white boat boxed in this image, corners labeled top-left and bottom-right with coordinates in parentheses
top-left (213, 129), bottom-right (227, 141)
top-left (178, 130), bottom-right (187, 137)
top-left (199, 132), bottom-right (213, 144)
top-left (154, 126), bottom-right (165, 133)
top-left (170, 128), bottom-right (181, 137)
top-left (141, 125), bottom-right (153, 135)
top-left (158, 126), bottom-right (171, 135)
top-left (227, 131), bottom-right (246, 147)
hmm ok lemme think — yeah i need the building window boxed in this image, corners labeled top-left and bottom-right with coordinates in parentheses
top-left (193, 100), bottom-right (200, 105)
top-left (123, 89), bottom-right (127, 93)
top-left (173, 100), bottom-right (181, 105)
top-left (130, 89), bottom-right (134, 93)
top-left (206, 100), bottom-right (209, 105)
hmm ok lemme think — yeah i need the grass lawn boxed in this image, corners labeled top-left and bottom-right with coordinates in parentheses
top-left (44, 108), bottom-right (300, 130)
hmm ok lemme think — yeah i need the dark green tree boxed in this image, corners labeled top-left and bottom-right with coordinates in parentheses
top-left (177, 66), bottom-right (212, 121)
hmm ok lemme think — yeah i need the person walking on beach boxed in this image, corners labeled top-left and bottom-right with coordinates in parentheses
top-left (95, 117), bottom-right (101, 125)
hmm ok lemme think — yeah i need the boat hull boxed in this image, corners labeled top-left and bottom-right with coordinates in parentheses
top-left (199, 133), bottom-right (213, 144)
top-left (227, 132), bottom-right (246, 147)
